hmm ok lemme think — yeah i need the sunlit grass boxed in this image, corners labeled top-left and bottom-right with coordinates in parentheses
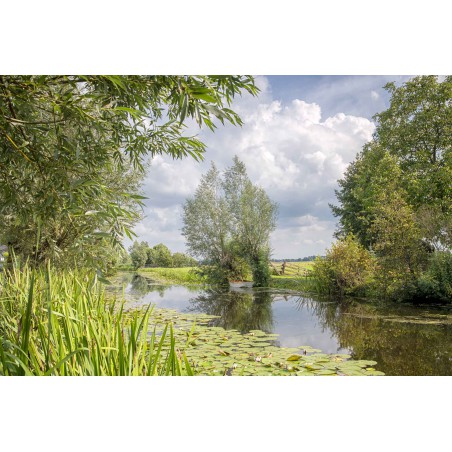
top-left (137, 267), bottom-right (204, 285)
top-left (0, 265), bottom-right (193, 376)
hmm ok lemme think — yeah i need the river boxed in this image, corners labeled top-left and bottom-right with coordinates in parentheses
top-left (112, 272), bottom-right (452, 376)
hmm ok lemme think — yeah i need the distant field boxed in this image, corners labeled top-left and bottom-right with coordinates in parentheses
top-left (138, 267), bottom-right (203, 284)
top-left (270, 261), bottom-right (314, 277)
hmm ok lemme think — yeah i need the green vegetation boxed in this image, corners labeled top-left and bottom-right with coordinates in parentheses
top-left (128, 241), bottom-right (197, 270)
top-left (137, 267), bottom-right (204, 285)
top-left (182, 156), bottom-right (278, 287)
top-left (269, 261), bottom-right (317, 292)
top-left (0, 265), bottom-right (194, 375)
top-left (0, 75), bottom-right (258, 272)
top-left (311, 236), bottom-right (376, 297)
top-left (0, 264), bottom-right (385, 376)
top-left (329, 75), bottom-right (451, 302)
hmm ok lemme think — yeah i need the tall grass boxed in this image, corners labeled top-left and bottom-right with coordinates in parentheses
top-left (0, 265), bottom-right (194, 376)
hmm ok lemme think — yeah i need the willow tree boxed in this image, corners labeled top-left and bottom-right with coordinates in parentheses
top-left (182, 157), bottom-right (278, 286)
top-left (0, 76), bottom-right (258, 269)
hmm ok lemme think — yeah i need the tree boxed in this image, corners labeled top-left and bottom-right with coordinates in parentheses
top-left (182, 157), bottom-right (278, 286)
top-left (370, 191), bottom-right (426, 298)
top-left (129, 241), bottom-right (149, 270)
top-left (330, 76), bottom-right (451, 301)
top-left (182, 163), bottom-right (232, 274)
top-left (331, 143), bottom-right (403, 248)
top-left (0, 75), bottom-right (258, 269)
top-left (172, 252), bottom-right (197, 267)
top-left (152, 243), bottom-right (173, 267)
top-left (332, 76), bottom-right (451, 251)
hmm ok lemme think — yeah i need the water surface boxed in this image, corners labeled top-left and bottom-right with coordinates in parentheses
top-left (112, 273), bottom-right (452, 376)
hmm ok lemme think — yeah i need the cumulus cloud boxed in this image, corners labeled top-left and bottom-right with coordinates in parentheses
top-left (128, 76), bottom-right (377, 258)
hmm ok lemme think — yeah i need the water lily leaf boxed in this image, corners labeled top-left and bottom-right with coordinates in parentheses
top-left (287, 354), bottom-right (302, 361)
top-left (315, 369), bottom-right (337, 376)
top-left (365, 370), bottom-right (385, 376)
top-left (304, 364), bottom-right (323, 371)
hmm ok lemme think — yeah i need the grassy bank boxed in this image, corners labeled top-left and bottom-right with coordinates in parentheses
top-left (0, 265), bottom-right (193, 376)
top-left (137, 267), bottom-right (204, 285)
top-left (0, 265), bottom-right (384, 376)
top-left (270, 275), bottom-right (319, 292)
top-left (269, 261), bottom-right (319, 292)
top-left (136, 264), bottom-right (320, 292)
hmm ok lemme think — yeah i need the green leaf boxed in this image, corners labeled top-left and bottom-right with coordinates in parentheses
top-left (287, 354), bottom-right (302, 361)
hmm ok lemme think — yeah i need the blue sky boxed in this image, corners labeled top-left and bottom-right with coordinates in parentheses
top-left (131, 75), bottom-right (412, 259)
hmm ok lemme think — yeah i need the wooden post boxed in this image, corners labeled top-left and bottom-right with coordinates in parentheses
top-left (281, 261), bottom-right (286, 275)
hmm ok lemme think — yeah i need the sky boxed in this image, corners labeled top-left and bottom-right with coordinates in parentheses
top-left (128, 75), bottom-right (412, 259)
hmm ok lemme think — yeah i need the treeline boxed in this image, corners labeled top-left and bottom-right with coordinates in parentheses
top-left (314, 76), bottom-right (451, 303)
top-left (127, 241), bottom-right (197, 269)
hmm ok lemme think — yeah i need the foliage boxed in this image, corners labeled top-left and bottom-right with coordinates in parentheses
top-left (0, 265), bottom-right (194, 375)
top-left (182, 157), bottom-right (277, 286)
top-left (415, 251), bottom-right (452, 302)
top-left (171, 252), bottom-right (197, 268)
top-left (146, 243), bottom-right (173, 267)
top-left (332, 76), bottom-right (451, 248)
top-left (128, 241), bottom-right (196, 269)
top-left (137, 267), bottom-right (205, 285)
top-left (311, 235), bottom-right (376, 297)
top-left (330, 76), bottom-right (451, 301)
top-left (249, 249), bottom-right (272, 287)
top-left (129, 240), bottom-right (149, 270)
top-left (331, 144), bottom-right (403, 248)
top-left (370, 190), bottom-right (427, 299)
top-left (0, 75), bottom-right (258, 269)
top-left (374, 76), bottom-right (452, 218)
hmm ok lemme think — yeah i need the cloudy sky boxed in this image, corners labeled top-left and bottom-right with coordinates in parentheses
top-left (129, 75), bottom-right (412, 259)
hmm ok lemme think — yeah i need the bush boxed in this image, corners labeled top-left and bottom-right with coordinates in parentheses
top-left (414, 252), bottom-right (452, 302)
top-left (312, 235), bottom-right (376, 297)
top-left (251, 251), bottom-right (271, 287)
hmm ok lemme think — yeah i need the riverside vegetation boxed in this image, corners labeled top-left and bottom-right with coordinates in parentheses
top-left (1, 75), bottom-right (450, 376)
top-left (0, 265), bottom-right (384, 376)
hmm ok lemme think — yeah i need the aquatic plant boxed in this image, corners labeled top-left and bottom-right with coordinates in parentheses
top-left (0, 265), bottom-right (193, 376)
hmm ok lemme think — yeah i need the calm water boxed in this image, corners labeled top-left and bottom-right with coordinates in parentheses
top-left (112, 273), bottom-right (452, 376)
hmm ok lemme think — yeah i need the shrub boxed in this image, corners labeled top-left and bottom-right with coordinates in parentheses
top-left (414, 252), bottom-right (452, 302)
top-left (312, 235), bottom-right (376, 297)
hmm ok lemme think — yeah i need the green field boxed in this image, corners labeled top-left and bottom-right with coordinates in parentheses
top-left (270, 261), bottom-right (314, 276)
top-left (130, 262), bottom-right (318, 292)
top-left (137, 267), bottom-right (204, 285)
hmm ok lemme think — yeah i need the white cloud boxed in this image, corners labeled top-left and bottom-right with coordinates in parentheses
top-left (129, 76), bottom-right (376, 258)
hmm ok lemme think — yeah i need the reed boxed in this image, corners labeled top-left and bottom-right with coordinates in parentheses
top-left (0, 264), bottom-right (193, 376)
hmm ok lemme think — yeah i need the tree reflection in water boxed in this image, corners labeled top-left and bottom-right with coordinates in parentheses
top-left (129, 273), bottom-right (167, 297)
top-left (295, 297), bottom-right (452, 376)
top-left (112, 273), bottom-right (452, 375)
top-left (188, 289), bottom-right (274, 333)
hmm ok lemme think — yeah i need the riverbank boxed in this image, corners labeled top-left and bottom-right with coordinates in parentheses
top-left (1, 266), bottom-right (387, 376)
top-left (133, 265), bottom-right (319, 293)
top-left (137, 267), bottom-right (205, 285)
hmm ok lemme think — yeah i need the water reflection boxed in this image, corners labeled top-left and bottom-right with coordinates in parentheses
top-left (188, 289), bottom-right (274, 333)
top-left (311, 300), bottom-right (452, 376)
top-left (111, 273), bottom-right (452, 375)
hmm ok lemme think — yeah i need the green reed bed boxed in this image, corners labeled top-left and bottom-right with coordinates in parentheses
top-left (0, 265), bottom-right (193, 376)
